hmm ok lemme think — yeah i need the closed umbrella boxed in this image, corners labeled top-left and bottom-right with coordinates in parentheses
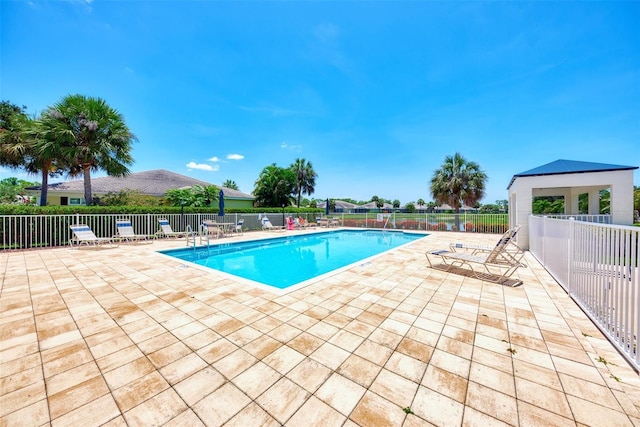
top-left (218, 190), bottom-right (225, 217)
top-left (325, 198), bottom-right (330, 216)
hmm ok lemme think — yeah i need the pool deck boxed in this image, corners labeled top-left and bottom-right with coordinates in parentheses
top-left (1, 229), bottom-right (639, 426)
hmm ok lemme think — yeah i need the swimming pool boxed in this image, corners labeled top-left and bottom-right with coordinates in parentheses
top-left (160, 230), bottom-right (426, 290)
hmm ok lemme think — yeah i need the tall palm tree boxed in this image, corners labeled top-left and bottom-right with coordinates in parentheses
top-left (39, 94), bottom-right (137, 205)
top-left (222, 179), bottom-right (239, 190)
top-left (0, 102), bottom-right (63, 206)
top-left (290, 158), bottom-right (317, 208)
top-left (254, 163), bottom-right (296, 207)
top-left (430, 152), bottom-right (487, 229)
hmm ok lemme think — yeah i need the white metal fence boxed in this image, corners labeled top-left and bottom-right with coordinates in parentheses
top-left (529, 215), bottom-right (639, 371)
top-left (0, 212), bottom-right (509, 250)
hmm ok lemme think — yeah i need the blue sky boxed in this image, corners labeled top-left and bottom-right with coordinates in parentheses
top-left (2, 1), bottom-right (639, 205)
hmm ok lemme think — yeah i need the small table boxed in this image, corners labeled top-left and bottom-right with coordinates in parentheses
top-left (202, 221), bottom-right (236, 238)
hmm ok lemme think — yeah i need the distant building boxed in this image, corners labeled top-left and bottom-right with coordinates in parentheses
top-left (25, 169), bottom-right (255, 208)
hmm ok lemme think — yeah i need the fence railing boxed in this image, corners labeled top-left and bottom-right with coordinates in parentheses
top-left (529, 215), bottom-right (639, 371)
top-left (538, 214), bottom-right (612, 224)
top-left (0, 212), bottom-right (509, 250)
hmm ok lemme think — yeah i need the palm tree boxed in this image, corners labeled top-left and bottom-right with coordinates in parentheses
top-left (430, 152), bottom-right (487, 229)
top-left (253, 164), bottom-right (296, 207)
top-left (39, 94), bottom-right (137, 205)
top-left (222, 179), bottom-right (239, 190)
top-left (416, 198), bottom-right (425, 210)
top-left (290, 158), bottom-right (317, 208)
top-left (191, 184), bottom-right (219, 207)
top-left (0, 102), bottom-right (64, 206)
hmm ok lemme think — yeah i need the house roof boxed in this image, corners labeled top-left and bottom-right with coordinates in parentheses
top-left (318, 200), bottom-right (360, 209)
top-left (26, 169), bottom-right (254, 199)
top-left (507, 159), bottom-right (638, 189)
top-left (359, 201), bottom-right (394, 209)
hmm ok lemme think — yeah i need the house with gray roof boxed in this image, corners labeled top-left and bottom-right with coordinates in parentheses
top-left (25, 169), bottom-right (255, 207)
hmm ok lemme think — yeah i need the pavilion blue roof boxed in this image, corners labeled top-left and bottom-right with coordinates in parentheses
top-left (507, 159), bottom-right (638, 189)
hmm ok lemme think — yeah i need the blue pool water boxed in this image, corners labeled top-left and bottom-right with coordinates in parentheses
top-left (160, 230), bottom-right (425, 289)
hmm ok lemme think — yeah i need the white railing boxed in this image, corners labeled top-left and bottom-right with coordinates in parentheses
top-left (529, 216), bottom-right (639, 371)
top-left (540, 214), bottom-right (611, 224)
top-left (0, 212), bottom-right (509, 250)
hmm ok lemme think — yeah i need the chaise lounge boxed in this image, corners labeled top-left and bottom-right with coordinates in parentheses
top-left (425, 226), bottom-right (526, 286)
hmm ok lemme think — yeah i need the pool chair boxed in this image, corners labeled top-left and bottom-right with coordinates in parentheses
top-left (156, 218), bottom-right (185, 238)
top-left (261, 217), bottom-right (285, 231)
top-left (448, 225), bottom-right (524, 266)
top-left (425, 227), bottom-right (526, 287)
top-left (294, 217), bottom-right (309, 229)
top-left (70, 224), bottom-right (119, 248)
top-left (115, 219), bottom-right (154, 243)
top-left (234, 219), bottom-right (244, 235)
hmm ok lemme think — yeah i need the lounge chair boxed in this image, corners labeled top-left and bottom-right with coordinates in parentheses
top-left (317, 218), bottom-right (330, 228)
top-left (156, 218), bottom-right (185, 238)
top-left (329, 217), bottom-right (341, 227)
top-left (115, 219), bottom-right (154, 243)
top-left (70, 224), bottom-right (119, 248)
top-left (261, 217), bottom-right (285, 231)
top-left (294, 217), bottom-right (309, 229)
top-left (234, 219), bottom-right (244, 235)
top-left (448, 225), bottom-right (524, 266)
top-left (425, 226), bottom-right (526, 286)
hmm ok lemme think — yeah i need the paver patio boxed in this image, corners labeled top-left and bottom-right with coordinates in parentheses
top-left (1, 230), bottom-right (639, 426)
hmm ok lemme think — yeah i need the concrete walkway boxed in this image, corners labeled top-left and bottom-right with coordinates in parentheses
top-left (1, 230), bottom-right (639, 426)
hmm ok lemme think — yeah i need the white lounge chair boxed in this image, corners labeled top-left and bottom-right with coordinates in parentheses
top-left (425, 226), bottom-right (526, 286)
top-left (234, 219), bottom-right (244, 235)
top-left (70, 224), bottom-right (118, 248)
top-left (156, 218), bottom-right (185, 238)
top-left (115, 219), bottom-right (154, 243)
top-left (448, 225), bottom-right (524, 266)
top-left (261, 217), bottom-right (285, 231)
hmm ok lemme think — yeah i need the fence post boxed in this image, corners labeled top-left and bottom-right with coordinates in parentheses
top-left (568, 217), bottom-right (575, 293)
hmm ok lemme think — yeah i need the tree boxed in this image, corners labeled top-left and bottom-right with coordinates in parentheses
top-left (222, 179), bottom-right (239, 190)
top-left (290, 158), bottom-right (317, 208)
top-left (392, 199), bottom-right (400, 209)
top-left (164, 188), bottom-right (194, 207)
top-left (405, 202), bottom-right (415, 213)
top-left (634, 186), bottom-right (640, 221)
top-left (253, 163), bottom-right (296, 207)
top-left (416, 198), bottom-right (425, 210)
top-left (0, 101), bottom-right (64, 206)
top-left (0, 101), bottom-right (31, 173)
top-left (430, 152), bottom-right (487, 229)
top-left (39, 94), bottom-right (137, 205)
top-left (0, 177), bottom-right (38, 204)
top-left (191, 184), bottom-right (219, 207)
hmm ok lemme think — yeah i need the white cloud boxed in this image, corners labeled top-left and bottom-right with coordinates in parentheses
top-left (186, 162), bottom-right (219, 172)
top-left (280, 142), bottom-right (302, 152)
top-left (238, 104), bottom-right (304, 117)
top-left (314, 23), bottom-right (339, 43)
top-left (208, 156), bottom-right (220, 162)
top-left (227, 154), bottom-right (244, 160)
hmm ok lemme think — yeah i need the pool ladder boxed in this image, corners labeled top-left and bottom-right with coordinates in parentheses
top-left (186, 225), bottom-right (198, 249)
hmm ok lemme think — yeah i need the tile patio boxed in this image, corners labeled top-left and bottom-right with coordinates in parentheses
top-left (1, 229), bottom-right (639, 426)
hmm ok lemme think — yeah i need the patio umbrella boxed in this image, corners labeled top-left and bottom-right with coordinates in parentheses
top-left (325, 198), bottom-right (330, 215)
top-left (218, 189), bottom-right (225, 217)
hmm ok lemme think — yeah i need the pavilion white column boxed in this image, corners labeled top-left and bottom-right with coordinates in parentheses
top-left (588, 189), bottom-right (600, 215)
top-left (610, 182), bottom-right (634, 225)
top-left (568, 190), bottom-right (579, 215)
